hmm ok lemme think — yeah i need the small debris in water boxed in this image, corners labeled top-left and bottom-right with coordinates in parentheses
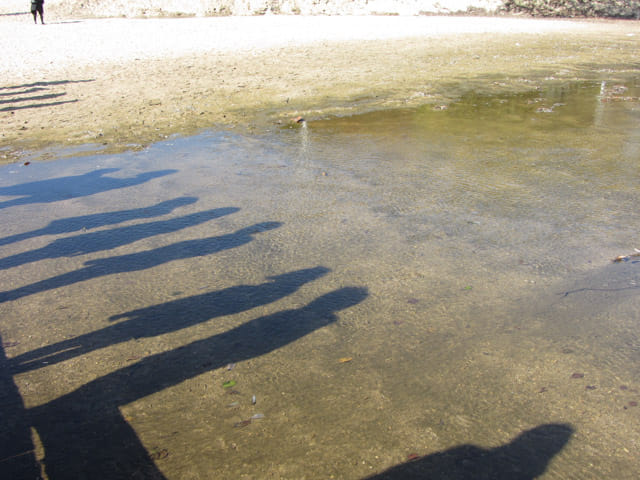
top-left (293, 116), bottom-right (305, 123)
top-left (339, 357), bottom-right (353, 363)
top-left (251, 395), bottom-right (256, 405)
top-left (23, 161), bottom-right (30, 166)
top-left (234, 419), bottom-right (251, 428)
top-left (226, 401), bottom-right (240, 408)
top-left (612, 249), bottom-right (640, 262)
top-left (150, 447), bottom-right (169, 460)
top-left (226, 363), bottom-right (236, 371)
top-left (585, 385), bottom-right (597, 390)
top-left (250, 413), bottom-right (264, 420)
top-left (571, 373), bottom-right (584, 379)
top-left (223, 380), bottom-right (237, 389)
top-left (407, 453), bottom-right (420, 461)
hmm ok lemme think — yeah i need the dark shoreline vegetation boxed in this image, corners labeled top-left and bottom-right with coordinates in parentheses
top-left (501, 0), bottom-right (640, 18)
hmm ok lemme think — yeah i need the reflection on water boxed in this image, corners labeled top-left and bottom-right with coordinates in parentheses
top-left (1, 77), bottom-right (639, 479)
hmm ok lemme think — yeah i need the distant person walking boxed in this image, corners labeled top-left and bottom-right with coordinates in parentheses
top-left (31, 0), bottom-right (44, 24)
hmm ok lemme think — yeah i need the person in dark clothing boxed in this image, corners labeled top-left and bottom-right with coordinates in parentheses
top-left (31, 0), bottom-right (44, 24)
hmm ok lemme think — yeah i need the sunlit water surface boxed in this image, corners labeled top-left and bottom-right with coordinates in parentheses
top-left (1, 79), bottom-right (639, 479)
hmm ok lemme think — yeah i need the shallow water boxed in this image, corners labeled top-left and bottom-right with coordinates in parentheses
top-left (1, 76), bottom-right (639, 479)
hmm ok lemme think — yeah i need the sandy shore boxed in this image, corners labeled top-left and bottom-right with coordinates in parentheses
top-left (1, 15), bottom-right (638, 162)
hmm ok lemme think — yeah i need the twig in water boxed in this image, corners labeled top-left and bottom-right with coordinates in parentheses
top-left (612, 248), bottom-right (640, 263)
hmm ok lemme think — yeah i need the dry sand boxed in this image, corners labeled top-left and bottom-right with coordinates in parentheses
top-left (1, 14), bottom-right (638, 162)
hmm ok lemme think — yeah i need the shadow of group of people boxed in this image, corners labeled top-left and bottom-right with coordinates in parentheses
top-left (0, 168), bottom-right (572, 478)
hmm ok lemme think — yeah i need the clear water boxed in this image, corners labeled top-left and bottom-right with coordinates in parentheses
top-left (1, 78), bottom-right (639, 479)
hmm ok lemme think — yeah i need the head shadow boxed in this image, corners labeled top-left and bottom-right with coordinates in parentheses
top-left (364, 423), bottom-right (574, 480)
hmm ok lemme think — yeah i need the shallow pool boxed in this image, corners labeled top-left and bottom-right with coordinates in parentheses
top-left (1, 76), bottom-right (639, 479)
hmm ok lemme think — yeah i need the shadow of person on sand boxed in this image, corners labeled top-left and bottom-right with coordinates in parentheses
top-left (0, 91), bottom-right (68, 106)
top-left (364, 423), bottom-right (573, 480)
top-left (0, 168), bottom-right (176, 210)
top-left (0, 196), bottom-right (198, 247)
top-left (0, 86), bottom-right (48, 97)
top-left (0, 98), bottom-right (79, 113)
top-left (0, 221), bottom-right (282, 303)
top-left (0, 206), bottom-right (239, 270)
top-left (22, 286), bottom-right (368, 480)
top-left (10, 266), bottom-right (330, 373)
top-left (1, 81), bottom-right (94, 90)
top-left (0, 78), bottom-right (93, 112)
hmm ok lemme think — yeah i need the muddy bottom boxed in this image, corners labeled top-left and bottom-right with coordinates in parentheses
top-left (1, 72), bottom-right (639, 479)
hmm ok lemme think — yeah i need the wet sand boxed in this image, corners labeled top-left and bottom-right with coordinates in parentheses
top-left (1, 15), bottom-right (638, 163)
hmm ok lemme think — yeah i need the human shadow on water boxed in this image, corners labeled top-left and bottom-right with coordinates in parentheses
top-left (0, 222), bottom-right (282, 303)
top-left (0, 168), bottom-right (177, 210)
top-left (10, 266), bottom-right (330, 373)
top-left (364, 423), bottom-right (573, 480)
top-left (0, 335), bottom-right (40, 478)
top-left (0, 196), bottom-right (198, 247)
top-left (23, 286), bottom-right (368, 480)
top-left (0, 206), bottom-right (240, 270)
